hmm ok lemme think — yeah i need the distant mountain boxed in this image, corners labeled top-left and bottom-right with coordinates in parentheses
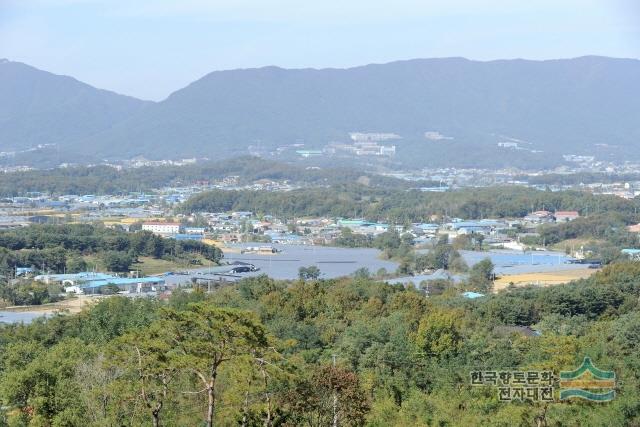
top-left (3, 56), bottom-right (640, 168)
top-left (0, 59), bottom-right (151, 153)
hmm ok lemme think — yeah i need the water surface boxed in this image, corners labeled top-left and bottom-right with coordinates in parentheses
top-left (170, 244), bottom-right (398, 283)
top-left (0, 311), bottom-right (47, 324)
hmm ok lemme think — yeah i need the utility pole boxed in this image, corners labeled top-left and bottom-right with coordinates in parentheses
top-left (332, 354), bottom-right (338, 427)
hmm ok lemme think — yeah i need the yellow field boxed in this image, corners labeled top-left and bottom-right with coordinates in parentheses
top-left (202, 238), bottom-right (227, 247)
top-left (119, 217), bottom-right (152, 224)
top-left (3, 295), bottom-right (101, 314)
top-left (494, 268), bottom-right (597, 291)
top-left (9, 209), bottom-right (71, 217)
top-left (101, 217), bottom-right (156, 225)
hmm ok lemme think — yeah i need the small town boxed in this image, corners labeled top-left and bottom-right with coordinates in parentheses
top-left (3, 178), bottom-right (640, 301)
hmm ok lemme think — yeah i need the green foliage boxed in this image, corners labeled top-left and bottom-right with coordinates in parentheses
top-left (298, 265), bottom-right (321, 280)
top-left (468, 257), bottom-right (494, 292)
top-left (105, 323), bottom-right (178, 426)
top-left (65, 255), bottom-right (87, 273)
top-left (0, 338), bottom-right (96, 425)
top-left (1, 263), bottom-right (640, 425)
top-left (97, 283), bottom-right (120, 295)
top-left (181, 185), bottom-right (640, 224)
top-left (160, 304), bottom-right (270, 426)
top-left (0, 157), bottom-right (409, 196)
top-left (335, 228), bottom-right (373, 248)
top-left (414, 235), bottom-right (468, 273)
top-left (0, 224), bottom-right (222, 275)
top-left (414, 307), bottom-right (463, 358)
top-left (538, 212), bottom-right (638, 247)
top-left (101, 250), bottom-right (134, 272)
top-left (0, 280), bottom-right (62, 306)
top-left (283, 365), bottom-right (369, 426)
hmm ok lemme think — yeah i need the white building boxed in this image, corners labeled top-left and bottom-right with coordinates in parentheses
top-left (142, 222), bottom-right (181, 235)
top-left (184, 227), bottom-right (206, 234)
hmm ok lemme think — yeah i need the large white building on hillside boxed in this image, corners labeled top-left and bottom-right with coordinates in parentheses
top-left (142, 222), bottom-right (181, 235)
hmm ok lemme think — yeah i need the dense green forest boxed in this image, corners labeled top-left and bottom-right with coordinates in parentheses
top-left (0, 157), bottom-right (411, 196)
top-left (181, 185), bottom-right (640, 223)
top-left (0, 262), bottom-right (639, 425)
top-left (0, 224), bottom-right (222, 275)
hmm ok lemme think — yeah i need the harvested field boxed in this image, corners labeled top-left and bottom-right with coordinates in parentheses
top-left (494, 268), bottom-right (597, 291)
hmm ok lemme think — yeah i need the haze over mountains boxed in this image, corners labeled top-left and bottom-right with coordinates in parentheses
top-left (2, 56), bottom-right (639, 168)
top-left (0, 59), bottom-right (150, 152)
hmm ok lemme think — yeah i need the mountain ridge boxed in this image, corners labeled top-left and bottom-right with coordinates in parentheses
top-left (2, 56), bottom-right (640, 168)
top-left (0, 59), bottom-right (152, 155)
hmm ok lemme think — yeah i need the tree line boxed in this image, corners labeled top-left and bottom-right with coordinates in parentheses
top-left (1, 261), bottom-right (640, 425)
top-left (0, 157), bottom-right (410, 197)
top-left (0, 224), bottom-right (222, 276)
top-left (181, 185), bottom-right (640, 223)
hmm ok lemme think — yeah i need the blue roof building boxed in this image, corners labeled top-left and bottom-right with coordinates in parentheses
top-left (79, 277), bottom-right (166, 294)
top-left (36, 272), bottom-right (167, 294)
top-left (462, 291), bottom-right (485, 299)
top-left (174, 233), bottom-right (204, 241)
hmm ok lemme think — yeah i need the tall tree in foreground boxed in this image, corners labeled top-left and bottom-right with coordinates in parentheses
top-left (161, 304), bottom-right (269, 427)
top-left (468, 257), bottom-right (494, 292)
top-left (108, 323), bottom-right (178, 427)
top-left (283, 365), bottom-right (369, 427)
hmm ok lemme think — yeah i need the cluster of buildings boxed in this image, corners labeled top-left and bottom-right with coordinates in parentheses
top-left (331, 210), bottom-right (585, 251)
top-left (496, 138), bottom-right (542, 154)
top-left (294, 142), bottom-right (397, 158)
top-left (141, 221), bottom-right (205, 241)
top-left (170, 207), bottom-right (585, 253)
top-left (34, 272), bottom-right (167, 295)
top-left (325, 141), bottom-right (396, 157)
top-left (192, 212), bottom-right (334, 245)
top-left (0, 173), bottom-right (308, 231)
top-left (383, 162), bottom-right (640, 197)
top-left (252, 132), bottom-right (401, 160)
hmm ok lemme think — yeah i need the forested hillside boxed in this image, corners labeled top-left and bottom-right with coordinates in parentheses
top-left (0, 157), bottom-right (410, 196)
top-left (1, 263), bottom-right (639, 425)
top-left (0, 59), bottom-right (150, 152)
top-left (181, 185), bottom-right (640, 222)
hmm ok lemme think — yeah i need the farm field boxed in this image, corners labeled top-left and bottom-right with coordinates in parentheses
top-left (493, 267), bottom-right (597, 291)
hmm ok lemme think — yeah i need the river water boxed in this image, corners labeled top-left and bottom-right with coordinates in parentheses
top-left (165, 244), bottom-right (399, 285)
top-left (0, 311), bottom-right (47, 324)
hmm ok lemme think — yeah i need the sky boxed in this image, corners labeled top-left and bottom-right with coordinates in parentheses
top-left (1, 0), bottom-right (639, 100)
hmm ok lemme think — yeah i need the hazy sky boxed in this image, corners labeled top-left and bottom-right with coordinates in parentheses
top-left (1, 0), bottom-right (639, 100)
